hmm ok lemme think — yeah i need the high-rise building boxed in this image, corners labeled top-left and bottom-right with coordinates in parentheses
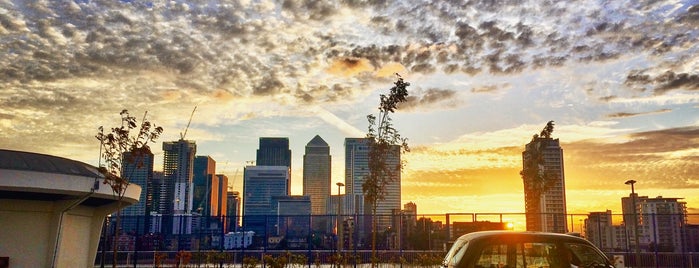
top-left (585, 210), bottom-right (614, 251)
top-left (163, 140), bottom-right (197, 214)
top-left (163, 139), bottom-right (196, 235)
top-left (271, 195), bottom-right (312, 239)
top-left (214, 174), bottom-right (228, 218)
top-left (193, 156), bottom-right (216, 216)
top-left (227, 191), bottom-right (241, 232)
top-left (303, 135), bottom-right (331, 215)
top-left (344, 138), bottom-right (401, 240)
top-left (638, 196), bottom-right (687, 252)
top-left (256, 137), bottom-right (291, 168)
top-left (242, 165), bottom-right (290, 236)
top-left (521, 137), bottom-right (567, 233)
top-left (120, 150), bottom-right (154, 234)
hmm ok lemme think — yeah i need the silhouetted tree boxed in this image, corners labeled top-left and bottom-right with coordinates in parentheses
top-left (364, 74), bottom-right (410, 267)
top-left (96, 110), bottom-right (163, 268)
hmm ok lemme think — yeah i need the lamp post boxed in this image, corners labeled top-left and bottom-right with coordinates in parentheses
top-left (625, 180), bottom-right (641, 262)
top-left (336, 182), bottom-right (344, 251)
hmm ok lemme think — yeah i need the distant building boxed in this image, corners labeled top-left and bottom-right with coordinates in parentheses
top-left (639, 196), bottom-right (687, 252)
top-left (163, 139), bottom-right (196, 235)
top-left (242, 165), bottom-right (290, 237)
top-left (271, 195), bottom-right (311, 245)
top-left (521, 136), bottom-right (567, 233)
top-left (193, 156), bottom-right (216, 216)
top-left (585, 210), bottom-right (614, 251)
top-left (257, 137), bottom-right (292, 168)
top-left (226, 191), bottom-right (241, 233)
top-left (303, 135), bottom-right (331, 215)
top-left (344, 138), bottom-right (402, 241)
top-left (120, 150), bottom-right (154, 234)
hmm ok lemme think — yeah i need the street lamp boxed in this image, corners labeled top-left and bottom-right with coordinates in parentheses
top-left (336, 182), bottom-right (344, 251)
top-left (625, 180), bottom-right (641, 261)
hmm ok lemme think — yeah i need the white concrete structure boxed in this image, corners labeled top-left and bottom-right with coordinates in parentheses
top-left (223, 231), bottom-right (254, 249)
top-left (0, 150), bottom-right (141, 268)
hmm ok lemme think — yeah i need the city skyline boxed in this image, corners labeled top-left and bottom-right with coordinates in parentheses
top-left (1, 1), bottom-right (698, 216)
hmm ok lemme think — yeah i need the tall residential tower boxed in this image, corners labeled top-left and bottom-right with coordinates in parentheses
top-left (522, 136), bottom-right (567, 233)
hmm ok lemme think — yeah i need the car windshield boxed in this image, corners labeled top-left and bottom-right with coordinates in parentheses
top-left (565, 243), bottom-right (612, 267)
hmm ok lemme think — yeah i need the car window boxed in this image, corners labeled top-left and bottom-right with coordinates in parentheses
top-left (470, 242), bottom-right (566, 268)
top-left (565, 243), bottom-right (611, 267)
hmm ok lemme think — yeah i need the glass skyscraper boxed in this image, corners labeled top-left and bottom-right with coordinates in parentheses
top-left (120, 150), bottom-right (154, 234)
top-left (242, 166), bottom-right (290, 236)
top-left (303, 135), bottom-right (331, 215)
top-left (256, 137), bottom-right (291, 168)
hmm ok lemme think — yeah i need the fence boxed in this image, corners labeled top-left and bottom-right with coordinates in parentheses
top-left (95, 213), bottom-right (699, 267)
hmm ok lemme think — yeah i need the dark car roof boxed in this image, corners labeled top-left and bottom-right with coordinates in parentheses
top-left (455, 231), bottom-right (592, 243)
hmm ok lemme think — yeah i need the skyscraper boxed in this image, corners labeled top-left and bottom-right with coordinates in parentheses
top-left (242, 165), bottom-right (290, 236)
top-left (521, 137), bottom-right (567, 233)
top-left (226, 191), bottom-right (241, 232)
top-left (256, 137), bottom-right (291, 168)
top-left (193, 156), bottom-right (216, 216)
top-left (303, 135), bottom-right (331, 215)
top-left (163, 140), bottom-right (197, 214)
top-left (163, 139), bottom-right (196, 235)
top-left (344, 138), bottom-right (401, 238)
top-left (120, 150), bottom-right (154, 234)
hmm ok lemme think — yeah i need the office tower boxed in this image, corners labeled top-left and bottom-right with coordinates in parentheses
top-left (344, 138), bottom-right (401, 238)
top-left (521, 137), bottom-right (567, 233)
top-left (271, 195), bottom-right (311, 240)
top-left (622, 193), bottom-right (647, 253)
top-left (193, 156), bottom-right (216, 216)
top-left (120, 150), bottom-right (154, 234)
top-left (584, 210), bottom-right (614, 251)
top-left (227, 191), bottom-right (241, 232)
top-left (163, 140), bottom-right (197, 213)
top-left (256, 137), bottom-right (291, 168)
top-left (163, 139), bottom-right (196, 236)
top-left (303, 135), bottom-right (331, 215)
top-left (242, 166), bottom-right (290, 236)
top-left (214, 174), bottom-right (228, 218)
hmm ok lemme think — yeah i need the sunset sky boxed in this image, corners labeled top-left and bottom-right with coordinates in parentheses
top-left (1, 0), bottom-right (698, 217)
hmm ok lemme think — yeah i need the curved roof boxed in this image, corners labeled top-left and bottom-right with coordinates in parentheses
top-left (0, 149), bottom-right (99, 177)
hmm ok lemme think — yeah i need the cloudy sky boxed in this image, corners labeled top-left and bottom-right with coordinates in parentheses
top-left (1, 0), bottom-right (698, 218)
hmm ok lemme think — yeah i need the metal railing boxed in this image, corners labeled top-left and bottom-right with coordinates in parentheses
top-left (95, 212), bottom-right (699, 267)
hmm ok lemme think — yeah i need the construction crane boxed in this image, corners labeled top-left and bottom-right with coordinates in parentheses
top-left (180, 106), bottom-right (197, 140)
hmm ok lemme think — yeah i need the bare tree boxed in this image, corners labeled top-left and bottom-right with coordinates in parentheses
top-left (364, 74), bottom-right (410, 266)
top-left (96, 110), bottom-right (163, 268)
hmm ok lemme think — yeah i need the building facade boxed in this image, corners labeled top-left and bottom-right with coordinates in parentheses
top-left (256, 137), bottom-right (292, 168)
top-left (227, 191), bottom-right (241, 232)
top-left (521, 137), bottom-right (567, 233)
top-left (585, 210), bottom-right (615, 251)
top-left (162, 139), bottom-right (197, 235)
top-left (193, 156), bottom-right (216, 216)
top-left (120, 150), bottom-right (154, 234)
top-left (344, 138), bottom-right (402, 242)
top-left (242, 165), bottom-right (290, 236)
top-left (303, 135), bottom-right (331, 215)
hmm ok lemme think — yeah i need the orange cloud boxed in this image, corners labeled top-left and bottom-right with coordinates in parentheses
top-left (376, 62), bottom-right (407, 77)
top-left (326, 57), bottom-right (374, 77)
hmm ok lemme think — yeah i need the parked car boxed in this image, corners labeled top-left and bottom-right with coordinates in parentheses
top-left (442, 231), bottom-right (614, 268)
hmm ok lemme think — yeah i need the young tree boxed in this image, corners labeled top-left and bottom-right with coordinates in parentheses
top-left (364, 74), bottom-right (410, 266)
top-left (96, 110), bottom-right (163, 268)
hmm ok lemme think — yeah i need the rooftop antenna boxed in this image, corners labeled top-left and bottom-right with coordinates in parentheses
top-left (180, 106), bottom-right (197, 140)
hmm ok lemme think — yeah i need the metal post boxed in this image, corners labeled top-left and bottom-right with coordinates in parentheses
top-left (336, 182), bottom-right (344, 252)
top-left (625, 179), bottom-right (641, 265)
